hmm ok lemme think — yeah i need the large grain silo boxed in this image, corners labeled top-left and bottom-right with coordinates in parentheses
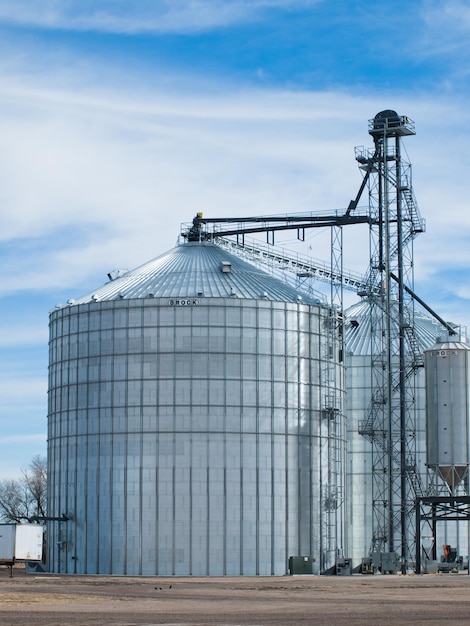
top-left (47, 241), bottom-right (345, 575)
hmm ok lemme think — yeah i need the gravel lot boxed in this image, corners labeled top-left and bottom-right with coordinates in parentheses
top-left (1, 566), bottom-right (470, 625)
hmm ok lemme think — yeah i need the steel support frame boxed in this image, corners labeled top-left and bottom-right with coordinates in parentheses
top-left (319, 225), bottom-right (346, 572)
top-left (192, 112), bottom-right (425, 574)
top-left (415, 496), bottom-right (470, 574)
top-left (358, 119), bottom-right (424, 572)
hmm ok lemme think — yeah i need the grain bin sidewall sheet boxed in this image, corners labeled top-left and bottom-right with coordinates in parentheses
top-left (424, 344), bottom-right (470, 471)
top-left (47, 296), bottom-right (343, 575)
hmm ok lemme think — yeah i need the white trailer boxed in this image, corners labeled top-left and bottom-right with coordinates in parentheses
top-left (0, 524), bottom-right (43, 576)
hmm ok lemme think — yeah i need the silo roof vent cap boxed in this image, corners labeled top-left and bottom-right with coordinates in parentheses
top-left (221, 261), bottom-right (232, 273)
top-left (107, 269), bottom-right (128, 281)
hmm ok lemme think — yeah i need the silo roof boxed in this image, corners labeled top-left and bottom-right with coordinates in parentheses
top-left (425, 338), bottom-right (470, 351)
top-left (344, 298), bottom-right (443, 355)
top-left (71, 241), bottom-right (318, 305)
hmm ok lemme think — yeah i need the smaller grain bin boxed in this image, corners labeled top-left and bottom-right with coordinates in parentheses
top-left (344, 300), bottom-right (439, 565)
top-left (424, 336), bottom-right (470, 491)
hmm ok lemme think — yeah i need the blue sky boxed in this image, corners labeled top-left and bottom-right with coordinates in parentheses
top-left (1, 0), bottom-right (469, 478)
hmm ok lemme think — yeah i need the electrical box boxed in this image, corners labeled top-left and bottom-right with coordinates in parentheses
top-left (336, 557), bottom-right (352, 576)
top-left (289, 556), bottom-right (314, 575)
top-left (372, 551), bottom-right (399, 574)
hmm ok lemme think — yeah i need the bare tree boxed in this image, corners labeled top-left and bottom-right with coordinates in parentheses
top-left (0, 455), bottom-right (47, 523)
top-left (23, 455), bottom-right (47, 519)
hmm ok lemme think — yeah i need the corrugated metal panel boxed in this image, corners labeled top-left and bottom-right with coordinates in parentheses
top-left (72, 242), bottom-right (318, 305)
top-left (425, 338), bottom-right (470, 489)
top-left (344, 299), bottom-right (441, 355)
top-left (344, 298), bottom-right (442, 565)
top-left (47, 296), bottom-right (341, 575)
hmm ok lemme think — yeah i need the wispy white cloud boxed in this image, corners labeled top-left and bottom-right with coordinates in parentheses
top-left (0, 0), bottom-right (321, 34)
top-left (419, 0), bottom-right (470, 60)
top-left (1, 433), bottom-right (46, 445)
top-left (0, 377), bottom-right (47, 404)
top-left (0, 435), bottom-right (47, 480)
top-left (423, 0), bottom-right (470, 34)
top-left (0, 373), bottom-right (47, 478)
top-left (0, 325), bottom-right (48, 347)
top-left (0, 69), bottom-right (469, 331)
top-left (0, 76), bottom-right (371, 290)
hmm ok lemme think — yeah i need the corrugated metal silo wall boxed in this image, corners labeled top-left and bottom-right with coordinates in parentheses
top-left (344, 353), bottom-right (427, 567)
top-left (344, 327), bottom-right (470, 566)
top-left (47, 296), bottom-right (345, 575)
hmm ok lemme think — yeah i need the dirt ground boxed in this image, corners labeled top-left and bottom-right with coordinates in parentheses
top-left (1, 566), bottom-right (470, 626)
